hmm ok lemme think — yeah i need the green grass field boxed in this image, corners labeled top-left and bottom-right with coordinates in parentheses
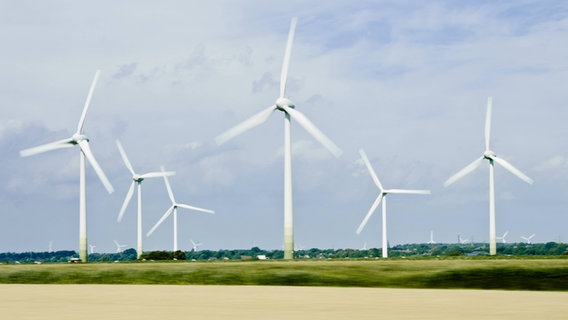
top-left (1, 257), bottom-right (567, 291)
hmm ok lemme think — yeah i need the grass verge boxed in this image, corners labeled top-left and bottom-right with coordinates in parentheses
top-left (1, 258), bottom-right (567, 290)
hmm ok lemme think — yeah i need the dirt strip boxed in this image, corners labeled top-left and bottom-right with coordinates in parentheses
top-left (1, 285), bottom-right (567, 320)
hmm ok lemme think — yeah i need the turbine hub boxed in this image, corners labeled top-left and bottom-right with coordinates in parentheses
top-left (484, 150), bottom-right (496, 159)
top-left (133, 175), bottom-right (143, 183)
top-left (276, 97), bottom-right (295, 110)
top-left (72, 133), bottom-right (89, 144)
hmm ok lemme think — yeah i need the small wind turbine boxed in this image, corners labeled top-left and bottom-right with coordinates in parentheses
top-left (190, 239), bottom-right (202, 251)
top-left (146, 166), bottom-right (214, 252)
top-left (444, 97), bottom-right (533, 256)
top-left (48, 241), bottom-right (53, 253)
top-left (89, 244), bottom-right (96, 254)
top-left (427, 230), bottom-right (436, 245)
top-left (216, 18), bottom-right (342, 260)
top-left (20, 70), bottom-right (114, 262)
top-left (458, 234), bottom-right (469, 244)
top-left (496, 230), bottom-right (509, 243)
top-left (520, 233), bottom-right (535, 244)
top-left (113, 240), bottom-right (127, 253)
top-left (356, 149), bottom-right (430, 258)
top-left (116, 140), bottom-right (175, 259)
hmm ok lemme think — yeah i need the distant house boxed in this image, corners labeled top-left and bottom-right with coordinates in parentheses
top-left (257, 255), bottom-right (268, 260)
top-left (240, 255), bottom-right (253, 260)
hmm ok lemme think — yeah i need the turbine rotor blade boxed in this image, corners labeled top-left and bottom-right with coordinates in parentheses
top-left (177, 203), bottom-right (215, 214)
top-left (356, 193), bottom-right (383, 234)
top-left (146, 206), bottom-right (174, 237)
top-left (284, 106), bottom-right (342, 157)
top-left (444, 157), bottom-right (484, 187)
top-left (386, 189), bottom-right (431, 195)
top-left (280, 17), bottom-right (298, 98)
top-left (78, 140), bottom-right (114, 194)
top-left (116, 140), bottom-right (136, 176)
top-left (491, 156), bottom-right (534, 184)
top-left (358, 149), bottom-right (383, 190)
top-left (485, 96), bottom-right (493, 151)
top-left (160, 166), bottom-right (176, 203)
top-left (19, 138), bottom-right (75, 157)
top-left (117, 181), bottom-right (136, 222)
top-left (139, 171), bottom-right (176, 179)
top-left (216, 105), bottom-right (277, 145)
top-left (76, 70), bottom-right (101, 134)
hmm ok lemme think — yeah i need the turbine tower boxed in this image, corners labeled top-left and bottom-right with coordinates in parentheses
top-left (116, 140), bottom-right (175, 259)
top-left (216, 17), bottom-right (342, 260)
top-left (19, 70), bottom-right (114, 262)
top-left (356, 149), bottom-right (430, 258)
top-left (444, 97), bottom-right (533, 256)
top-left (427, 230), bottom-right (436, 245)
top-left (146, 167), bottom-right (214, 252)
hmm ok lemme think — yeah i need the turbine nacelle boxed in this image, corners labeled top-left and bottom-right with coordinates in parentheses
top-left (72, 133), bottom-right (89, 144)
top-left (132, 174), bottom-right (144, 183)
top-left (276, 97), bottom-right (295, 110)
top-left (483, 150), bottom-right (496, 160)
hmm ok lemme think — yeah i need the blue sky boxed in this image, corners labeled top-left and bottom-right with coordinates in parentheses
top-left (1, 1), bottom-right (567, 253)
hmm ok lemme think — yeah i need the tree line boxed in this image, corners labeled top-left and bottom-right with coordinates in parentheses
top-left (1, 242), bottom-right (566, 263)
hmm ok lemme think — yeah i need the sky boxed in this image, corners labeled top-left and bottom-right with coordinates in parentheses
top-left (1, 1), bottom-right (567, 253)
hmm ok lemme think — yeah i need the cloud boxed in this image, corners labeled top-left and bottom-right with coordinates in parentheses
top-left (534, 155), bottom-right (568, 172)
top-left (112, 63), bottom-right (137, 80)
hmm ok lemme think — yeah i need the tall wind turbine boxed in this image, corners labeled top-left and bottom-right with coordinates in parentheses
top-left (356, 149), bottom-right (430, 258)
top-left (20, 70), bottom-right (114, 262)
top-left (443, 97), bottom-right (533, 256)
top-left (146, 167), bottom-right (214, 252)
top-left (116, 140), bottom-right (175, 259)
top-left (216, 17), bottom-right (342, 260)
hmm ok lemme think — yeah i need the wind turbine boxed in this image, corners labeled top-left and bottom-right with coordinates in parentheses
top-left (216, 17), bottom-right (342, 260)
top-left (427, 230), bottom-right (436, 245)
top-left (356, 149), bottom-right (430, 258)
top-left (190, 239), bottom-right (202, 252)
top-left (146, 167), bottom-right (214, 252)
top-left (19, 70), bottom-right (114, 262)
top-left (457, 234), bottom-right (470, 244)
top-left (443, 97), bottom-right (533, 256)
top-left (116, 140), bottom-right (175, 259)
top-left (520, 233), bottom-right (535, 244)
top-left (89, 244), bottom-right (96, 254)
top-left (496, 230), bottom-right (509, 243)
top-left (113, 240), bottom-right (127, 253)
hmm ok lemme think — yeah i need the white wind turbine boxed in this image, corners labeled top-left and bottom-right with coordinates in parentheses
top-left (146, 167), bottom-right (214, 252)
top-left (444, 97), bottom-right (533, 256)
top-left (113, 240), bottom-right (127, 253)
top-left (496, 230), bottom-right (509, 243)
top-left (427, 230), bottom-right (436, 245)
top-left (216, 17), bottom-right (342, 260)
top-left (20, 70), bottom-right (114, 262)
top-left (116, 140), bottom-right (175, 259)
top-left (89, 244), bottom-right (96, 254)
top-left (190, 239), bottom-right (202, 251)
top-left (520, 233), bottom-right (536, 244)
top-left (356, 149), bottom-right (430, 258)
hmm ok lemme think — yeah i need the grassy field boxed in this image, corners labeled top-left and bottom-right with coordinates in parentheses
top-left (1, 257), bottom-right (567, 290)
